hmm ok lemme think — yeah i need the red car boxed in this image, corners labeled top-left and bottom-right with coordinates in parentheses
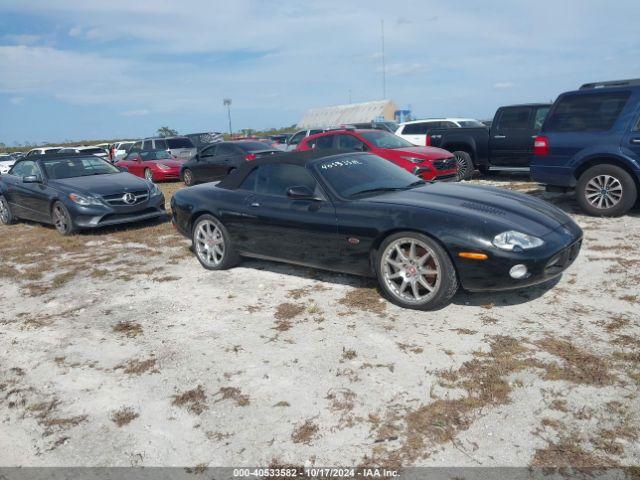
top-left (116, 149), bottom-right (182, 182)
top-left (297, 129), bottom-right (458, 181)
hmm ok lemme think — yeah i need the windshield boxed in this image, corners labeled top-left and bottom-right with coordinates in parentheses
top-left (166, 138), bottom-right (194, 149)
top-left (359, 131), bottom-right (413, 149)
top-left (42, 157), bottom-right (120, 179)
top-left (314, 154), bottom-right (423, 198)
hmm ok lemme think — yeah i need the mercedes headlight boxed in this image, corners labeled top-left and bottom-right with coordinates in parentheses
top-left (69, 193), bottom-right (102, 206)
top-left (149, 183), bottom-right (162, 196)
top-left (492, 231), bottom-right (544, 251)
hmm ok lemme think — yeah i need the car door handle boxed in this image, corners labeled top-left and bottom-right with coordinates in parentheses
top-left (494, 135), bottom-right (506, 139)
top-left (250, 202), bottom-right (261, 208)
top-left (430, 134), bottom-right (442, 139)
top-left (631, 138), bottom-right (640, 144)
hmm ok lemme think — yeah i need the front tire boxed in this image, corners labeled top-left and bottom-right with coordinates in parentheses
top-left (0, 195), bottom-right (15, 225)
top-left (192, 214), bottom-right (239, 270)
top-left (51, 201), bottom-right (76, 235)
top-left (375, 232), bottom-right (458, 310)
top-left (183, 169), bottom-right (194, 186)
top-left (453, 151), bottom-right (474, 181)
top-left (576, 164), bottom-right (637, 217)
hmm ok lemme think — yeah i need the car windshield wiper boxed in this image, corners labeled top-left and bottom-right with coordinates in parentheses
top-left (349, 187), bottom-right (408, 197)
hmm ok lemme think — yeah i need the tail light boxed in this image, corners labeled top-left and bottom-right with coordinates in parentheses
top-left (425, 134), bottom-right (431, 146)
top-left (245, 153), bottom-right (257, 161)
top-left (533, 136), bottom-right (549, 156)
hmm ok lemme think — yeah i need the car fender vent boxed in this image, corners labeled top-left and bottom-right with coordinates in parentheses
top-left (461, 202), bottom-right (506, 216)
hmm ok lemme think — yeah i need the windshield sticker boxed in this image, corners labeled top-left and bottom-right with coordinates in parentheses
top-left (320, 159), bottom-right (364, 170)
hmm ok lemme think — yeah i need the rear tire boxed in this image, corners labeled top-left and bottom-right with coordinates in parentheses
top-left (453, 151), bottom-right (474, 181)
top-left (192, 214), bottom-right (240, 270)
top-left (51, 201), bottom-right (76, 235)
top-left (576, 164), bottom-right (637, 217)
top-left (375, 232), bottom-right (458, 310)
top-left (183, 169), bottom-right (194, 186)
top-left (0, 195), bottom-right (15, 225)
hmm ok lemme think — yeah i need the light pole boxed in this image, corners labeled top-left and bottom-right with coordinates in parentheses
top-left (223, 98), bottom-right (232, 135)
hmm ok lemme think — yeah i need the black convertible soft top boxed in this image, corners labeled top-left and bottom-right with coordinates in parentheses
top-left (217, 149), bottom-right (354, 190)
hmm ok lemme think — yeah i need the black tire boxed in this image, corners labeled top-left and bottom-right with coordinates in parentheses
top-left (0, 195), bottom-right (15, 225)
top-left (51, 201), bottom-right (76, 235)
top-left (144, 168), bottom-right (154, 182)
top-left (576, 164), bottom-right (637, 217)
top-left (183, 169), bottom-right (194, 186)
top-left (191, 214), bottom-right (240, 270)
top-left (375, 232), bottom-right (458, 310)
top-left (453, 151), bottom-right (474, 181)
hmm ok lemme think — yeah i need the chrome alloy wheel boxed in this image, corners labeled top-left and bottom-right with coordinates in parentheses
top-left (0, 197), bottom-right (9, 223)
top-left (145, 169), bottom-right (154, 182)
top-left (195, 219), bottom-right (225, 267)
top-left (53, 204), bottom-right (70, 233)
top-left (184, 170), bottom-right (193, 186)
top-left (585, 174), bottom-right (623, 210)
top-left (381, 237), bottom-right (441, 305)
top-left (455, 154), bottom-right (470, 179)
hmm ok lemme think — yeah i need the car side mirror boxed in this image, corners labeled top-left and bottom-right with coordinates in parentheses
top-left (287, 185), bottom-right (318, 200)
top-left (23, 175), bottom-right (41, 183)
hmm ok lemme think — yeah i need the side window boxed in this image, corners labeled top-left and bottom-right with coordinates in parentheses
top-left (312, 135), bottom-right (335, 149)
top-left (545, 92), bottom-right (631, 133)
top-left (216, 144), bottom-right (235, 156)
top-left (154, 139), bottom-right (167, 150)
top-left (402, 122), bottom-right (430, 135)
top-left (254, 164), bottom-right (318, 197)
top-left (496, 107), bottom-right (532, 130)
top-left (142, 140), bottom-right (152, 150)
top-left (200, 145), bottom-right (217, 157)
top-left (130, 141), bottom-right (142, 152)
top-left (238, 168), bottom-right (258, 191)
top-left (634, 116), bottom-right (640, 132)
top-left (534, 107), bottom-right (550, 130)
top-left (288, 132), bottom-right (306, 146)
top-left (10, 162), bottom-right (26, 176)
top-left (336, 134), bottom-right (365, 151)
top-left (441, 121), bottom-right (457, 128)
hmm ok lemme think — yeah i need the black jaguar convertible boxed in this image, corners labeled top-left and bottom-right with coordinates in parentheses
top-left (0, 153), bottom-right (166, 235)
top-left (171, 150), bottom-right (582, 310)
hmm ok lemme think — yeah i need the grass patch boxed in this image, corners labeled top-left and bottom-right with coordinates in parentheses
top-left (172, 386), bottom-right (208, 415)
top-left (111, 407), bottom-right (139, 427)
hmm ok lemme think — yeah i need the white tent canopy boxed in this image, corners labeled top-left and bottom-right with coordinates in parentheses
top-left (298, 100), bottom-right (397, 128)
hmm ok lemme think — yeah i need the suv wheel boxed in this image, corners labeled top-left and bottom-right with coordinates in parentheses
top-left (453, 151), bottom-right (474, 180)
top-left (576, 164), bottom-right (637, 217)
top-left (375, 232), bottom-right (458, 310)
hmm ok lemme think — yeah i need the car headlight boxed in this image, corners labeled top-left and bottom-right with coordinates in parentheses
top-left (69, 193), bottom-right (102, 206)
top-left (149, 183), bottom-right (162, 196)
top-left (400, 156), bottom-right (424, 164)
top-left (492, 231), bottom-right (544, 251)
top-left (157, 163), bottom-right (171, 170)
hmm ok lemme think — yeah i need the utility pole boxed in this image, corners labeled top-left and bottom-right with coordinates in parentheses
top-left (381, 19), bottom-right (386, 100)
top-left (223, 98), bottom-right (232, 135)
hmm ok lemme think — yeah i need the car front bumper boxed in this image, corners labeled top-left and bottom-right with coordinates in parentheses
top-left (453, 220), bottom-right (583, 292)
top-left (69, 194), bottom-right (167, 229)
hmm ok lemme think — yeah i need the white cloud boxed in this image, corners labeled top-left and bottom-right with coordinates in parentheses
top-left (68, 26), bottom-right (83, 37)
top-left (121, 109), bottom-right (150, 116)
top-left (9, 96), bottom-right (24, 105)
top-left (3, 34), bottom-right (41, 45)
top-left (493, 82), bottom-right (515, 89)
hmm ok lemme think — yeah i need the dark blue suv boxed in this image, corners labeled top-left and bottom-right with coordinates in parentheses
top-left (531, 79), bottom-right (640, 216)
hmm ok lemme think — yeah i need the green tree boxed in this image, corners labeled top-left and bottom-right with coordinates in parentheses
top-left (156, 126), bottom-right (179, 137)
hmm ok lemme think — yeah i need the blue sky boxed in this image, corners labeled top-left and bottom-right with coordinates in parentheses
top-left (1, 0), bottom-right (639, 145)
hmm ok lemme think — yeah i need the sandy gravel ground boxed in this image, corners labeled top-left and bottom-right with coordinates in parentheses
top-left (0, 175), bottom-right (638, 468)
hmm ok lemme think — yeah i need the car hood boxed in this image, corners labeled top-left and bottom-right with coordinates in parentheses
top-left (149, 159), bottom-right (182, 167)
top-left (48, 173), bottom-right (151, 196)
top-left (0, 159), bottom-right (15, 165)
top-left (364, 182), bottom-right (575, 236)
top-left (390, 146), bottom-right (453, 159)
